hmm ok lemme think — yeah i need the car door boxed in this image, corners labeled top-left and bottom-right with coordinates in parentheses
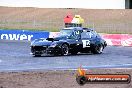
top-left (81, 30), bottom-right (93, 49)
top-left (68, 30), bottom-right (82, 51)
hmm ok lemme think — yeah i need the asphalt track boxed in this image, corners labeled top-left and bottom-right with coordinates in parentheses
top-left (0, 40), bottom-right (132, 71)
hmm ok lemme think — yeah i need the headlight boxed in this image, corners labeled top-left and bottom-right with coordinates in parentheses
top-left (50, 43), bottom-right (57, 47)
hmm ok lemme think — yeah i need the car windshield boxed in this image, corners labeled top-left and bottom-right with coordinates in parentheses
top-left (59, 29), bottom-right (73, 36)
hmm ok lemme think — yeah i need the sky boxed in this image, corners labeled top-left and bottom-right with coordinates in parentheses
top-left (0, 0), bottom-right (125, 9)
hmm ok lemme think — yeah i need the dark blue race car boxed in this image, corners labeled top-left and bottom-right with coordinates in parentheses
top-left (30, 27), bottom-right (107, 57)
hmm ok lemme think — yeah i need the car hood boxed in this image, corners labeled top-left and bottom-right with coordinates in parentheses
top-left (51, 36), bottom-right (68, 41)
top-left (31, 39), bottom-right (52, 46)
top-left (31, 36), bottom-right (68, 46)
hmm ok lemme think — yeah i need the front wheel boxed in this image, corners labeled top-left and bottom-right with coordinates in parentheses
top-left (71, 51), bottom-right (78, 55)
top-left (92, 44), bottom-right (104, 54)
top-left (34, 54), bottom-right (41, 57)
top-left (61, 44), bottom-right (69, 56)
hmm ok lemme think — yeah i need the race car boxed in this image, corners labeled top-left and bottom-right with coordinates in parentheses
top-left (30, 27), bottom-right (107, 57)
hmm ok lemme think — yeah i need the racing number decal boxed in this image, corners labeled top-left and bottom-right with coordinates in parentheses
top-left (86, 41), bottom-right (90, 46)
top-left (82, 40), bottom-right (90, 48)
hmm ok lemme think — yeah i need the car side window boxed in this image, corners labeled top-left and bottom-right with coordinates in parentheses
top-left (81, 31), bottom-right (92, 39)
top-left (72, 30), bottom-right (81, 39)
top-left (91, 31), bottom-right (97, 38)
top-left (92, 31), bottom-right (101, 38)
top-left (96, 33), bottom-right (101, 38)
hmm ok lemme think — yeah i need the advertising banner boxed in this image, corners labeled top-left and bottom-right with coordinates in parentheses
top-left (0, 30), bottom-right (49, 41)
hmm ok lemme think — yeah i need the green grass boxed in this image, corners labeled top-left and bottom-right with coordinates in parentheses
top-left (1, 27), bottom-right (132, 34)
top-left (0, 27), bottom-right (60, 32)
top-left (0, 22), bottom-right (31, 24)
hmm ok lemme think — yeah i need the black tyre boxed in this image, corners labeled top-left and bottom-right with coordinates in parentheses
top-left (53, 53), bottom-right (59, 56)
top-left (76, 76), bottom-right (87, 85)
top-left (92, 44), bottom-right (103, 54)
top-left (61, 44), bottom-right (69, 55)
top-left (34, 55), bottom-right (41, 57)
top-left (71, 51), bottom-right (78, 55)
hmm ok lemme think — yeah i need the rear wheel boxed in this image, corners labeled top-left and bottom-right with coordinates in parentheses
top-left (92, 44), bottom-right (103, 54)
top-left (61, 44), bottom-right (69, 56)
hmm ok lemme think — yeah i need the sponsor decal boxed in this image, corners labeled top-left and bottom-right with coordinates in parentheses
top-left (1, 34), bottom-right (33, 41)
top-left (0, 30), bottom-right (49, 41)
top-left (76, 67), bottom-right (131, 85)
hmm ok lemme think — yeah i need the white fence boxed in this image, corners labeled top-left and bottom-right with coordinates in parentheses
top-left (0, 0), bottom-right (125, 9)
top-left (0, 21), bottom-right (131, 33)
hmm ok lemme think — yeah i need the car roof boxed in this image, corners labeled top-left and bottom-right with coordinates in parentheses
top-left (82, 28), bottom-right (94, 31)
top-left (63, 27), bottom-right (94, 31)
top-left (63, 27), bottom-right (82, 30)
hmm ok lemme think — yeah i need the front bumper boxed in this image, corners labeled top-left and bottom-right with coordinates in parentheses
top-left (47, 47), bottom-right (62, 54)
top-left (31, 46), bottom-right (62, 55)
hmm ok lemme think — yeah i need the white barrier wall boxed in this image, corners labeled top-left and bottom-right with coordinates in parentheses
top-left (0, 0), bottom-right (125, 9)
